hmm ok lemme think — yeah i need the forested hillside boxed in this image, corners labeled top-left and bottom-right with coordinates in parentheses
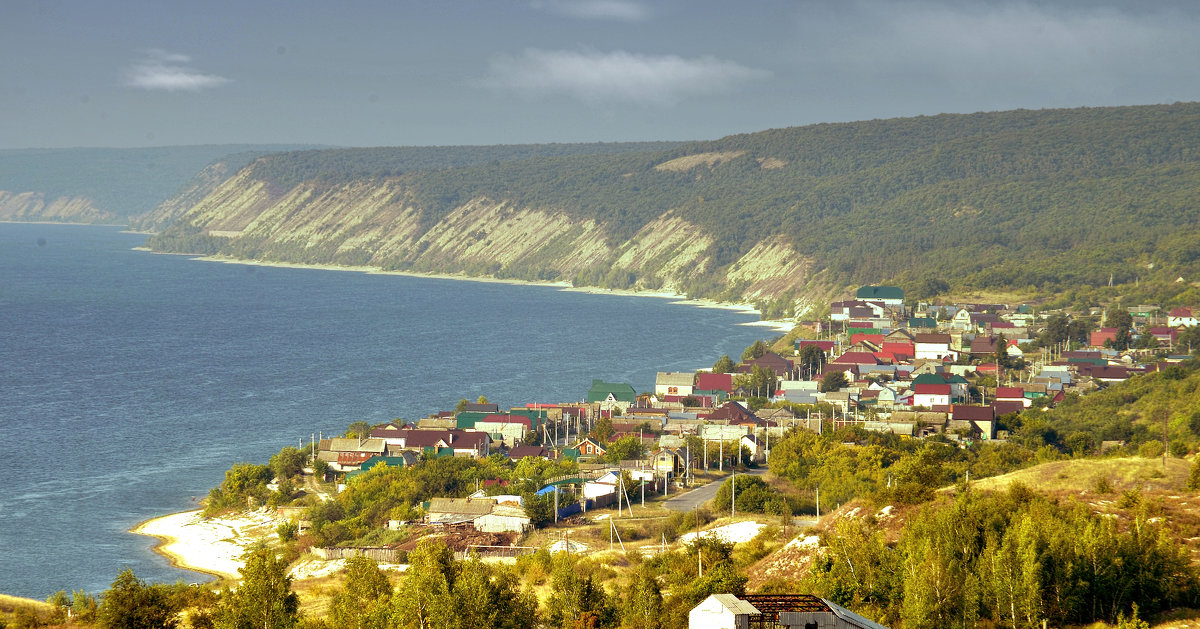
top-left (146, 103), bottom-right (1200, 308)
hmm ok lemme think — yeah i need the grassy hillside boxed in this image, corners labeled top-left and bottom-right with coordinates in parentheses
top-left (147, 103), bottom-right (1200, 306)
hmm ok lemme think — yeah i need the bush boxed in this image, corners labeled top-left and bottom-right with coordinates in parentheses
top-left (204, 463), bottom-right (272, 516)
top-left (277, 520), bottom-right (298, 542)
top-left (1138, 440), bottom-right (1166, 458)
top-left (713, 476), bottom-right (789, 515)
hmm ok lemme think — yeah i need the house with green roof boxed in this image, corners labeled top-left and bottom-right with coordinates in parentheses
top-left (908, 316), bottom-right (937, 329)
top-left (586, 379), bottom-right (637, 410)
top-left (856, 285), bottom-right (904, 307)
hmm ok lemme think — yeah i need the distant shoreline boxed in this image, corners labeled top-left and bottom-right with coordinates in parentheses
top-left (190, 254), bottom-right (797, 334)
top-left (1, 221), bottom-right (796, 334)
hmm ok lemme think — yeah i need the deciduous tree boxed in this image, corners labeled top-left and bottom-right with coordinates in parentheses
top-left (328, 555), bottom-right (391, 629)
top-left (97, 569), bottom-right (180, 629)
top-left (215, 546), bottom-right (299, 629)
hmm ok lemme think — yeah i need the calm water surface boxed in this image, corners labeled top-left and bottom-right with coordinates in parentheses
top-left (0, 223), bottom-right (772, 597)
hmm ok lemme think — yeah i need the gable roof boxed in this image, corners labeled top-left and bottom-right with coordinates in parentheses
top-left (705, 401), bottom-right (759, 423)
top-left (832, 351), bottom-right (880, 365)
top-left (587, 379), bottom-right (637, 403)
top-left (914, 333), bottom-right (952, 344)
top-left (696, 372), bottom-right (734, 393)
top-left (738, 352), bottom-right (793, 374)
top-left (427, 497), bottom-right (496, 518)
top-left (952, 405), bottom-right (995, 421)
top-left (995, 387), bottom-right (1025, 399)
top-left (855, 285), bottom-right (904, 301)
top-left (656, 371), bottom-right (695, 387)
top-left (573, 437), bottom-right (607, 453)
top-left (507, 445), bottom-right (551, 460)
top-left (328, 438), bottom-right (386, 454)
top-left (970, 335), bottom-right (1001, 354)
top-left (699, 594), bottom-right (760, 616)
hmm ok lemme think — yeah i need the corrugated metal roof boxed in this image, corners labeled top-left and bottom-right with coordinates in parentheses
top-left (824, 598), bottom-right (891, 629)
top-left (427, 498), bottom-right (495, 517)
top-left (708, 593), bottom-right (760, 616)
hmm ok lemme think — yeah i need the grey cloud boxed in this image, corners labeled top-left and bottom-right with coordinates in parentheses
top-left (792, 1), bottom-right (1200, 104)
top-left (530, 0), bottom-right (650, 22)
top-left (483, 48), bottom-right (770, 105)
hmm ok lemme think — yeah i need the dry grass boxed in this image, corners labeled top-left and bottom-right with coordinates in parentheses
top-left (653, 151), bottom-right (747, 172)
top-left (967, 456), bottom-right (1191, 494)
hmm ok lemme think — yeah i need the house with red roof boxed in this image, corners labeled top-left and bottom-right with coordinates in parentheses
top-left (831, 351), bottom-right (880, 367)
top-left (850, 332), bottom-right (885, 347)
top-left (738, 352), bottom-right (794, 377)
top-left (994, 386), bottom-right (1031, 408)
top-left (1147, 326), bottom-right (1180, 346)
top-left (1168, 307), bottom-right (1198, 327)
top-left (696, 372), bottom-right (734, 394)
top-left (881, 340), bottom-right (915, 361)
top-left (1090, 328), bottom-right (1118, 348)
top-left (795, 339), bottom-right (836, 354)
top-left (703, 401), bottom-right (760, 424)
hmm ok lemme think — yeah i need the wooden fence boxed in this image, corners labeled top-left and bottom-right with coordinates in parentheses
top-left (454, 545), bottom-right (537, 560)
top-left (313, 546), bottom-right (404, 563)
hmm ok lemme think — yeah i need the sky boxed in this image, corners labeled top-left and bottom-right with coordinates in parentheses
top-left (3, 0), bottom-right (1200, 149)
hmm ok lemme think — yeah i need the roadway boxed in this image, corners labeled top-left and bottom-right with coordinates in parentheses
top-left (662, 467), bottom-right (767, 512)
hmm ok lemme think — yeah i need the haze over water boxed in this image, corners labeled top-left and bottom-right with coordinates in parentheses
top-left (0, 223), bottom-right (772, 598)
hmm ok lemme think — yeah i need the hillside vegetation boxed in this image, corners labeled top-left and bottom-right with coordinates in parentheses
top-left (145, 103), bottom-right (1200, 308)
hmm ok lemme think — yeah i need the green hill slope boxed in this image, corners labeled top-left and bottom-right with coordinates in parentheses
top-left (146, 103), bottom-right (1200, 308)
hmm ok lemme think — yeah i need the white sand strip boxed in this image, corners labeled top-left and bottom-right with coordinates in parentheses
top-left (132, 509), bottom-right (283, 581)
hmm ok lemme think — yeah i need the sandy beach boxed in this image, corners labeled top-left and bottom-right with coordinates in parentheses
top-left (131, 508), bottom-right (284, 581)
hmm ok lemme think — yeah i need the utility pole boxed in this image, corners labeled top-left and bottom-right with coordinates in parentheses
top-left (731, 469), bottom-right (736, 519)
top-left (1163, 407), bottom-right (1170, 469)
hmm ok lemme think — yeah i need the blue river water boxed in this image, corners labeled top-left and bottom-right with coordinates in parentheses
top-left (0, 222), bottom-right (773, 598)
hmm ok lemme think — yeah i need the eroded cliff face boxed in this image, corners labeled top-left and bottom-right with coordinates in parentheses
top-left (0, 191), bottom-right (114, 223)
top-left (130, 161), bottom-right (239, 232)
top-left (151, 173), bottom-right (818, 310)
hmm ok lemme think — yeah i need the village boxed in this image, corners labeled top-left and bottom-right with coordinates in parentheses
top-left (312, 285), bottom-right (1200, 539)
top-left (270, 286), bottom-right (1200, 628)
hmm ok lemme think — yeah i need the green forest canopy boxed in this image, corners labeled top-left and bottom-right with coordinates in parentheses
top-left (155, 103), bottom-right (1200, 301)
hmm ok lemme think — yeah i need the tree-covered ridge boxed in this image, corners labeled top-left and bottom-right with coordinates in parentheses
top-left (148, 103), bottom-right (1200, 303)
top-left (391, 103), bottom-right (1200, 286)
top-left (243, 141), bottom-right (686, 189)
